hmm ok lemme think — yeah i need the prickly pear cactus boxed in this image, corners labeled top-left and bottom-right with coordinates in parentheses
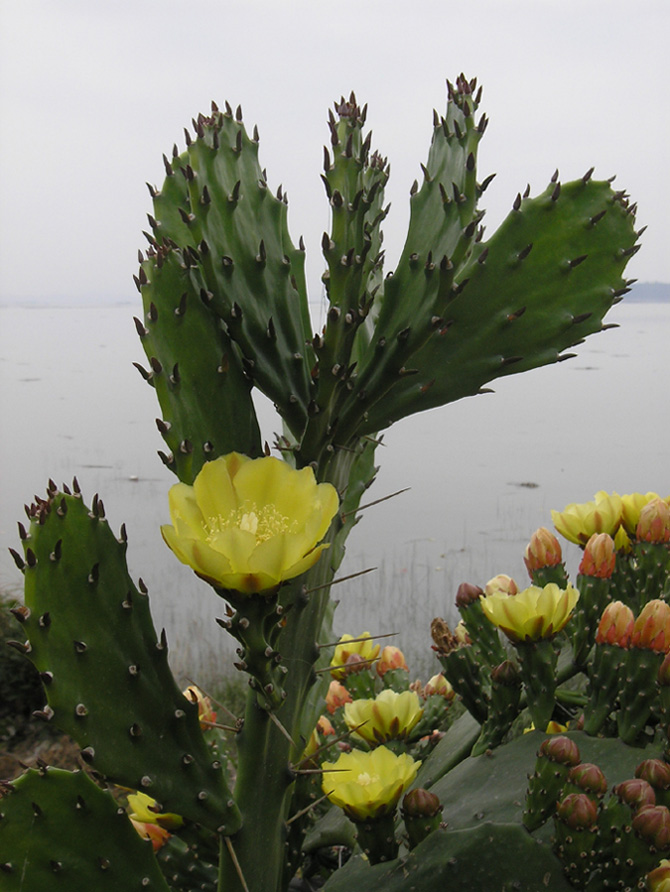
top-left (3, 76), bottom-right (646, 892)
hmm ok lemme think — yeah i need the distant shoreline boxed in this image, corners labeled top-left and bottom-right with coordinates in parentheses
top-left (1, 282), bottom-right (668, 309)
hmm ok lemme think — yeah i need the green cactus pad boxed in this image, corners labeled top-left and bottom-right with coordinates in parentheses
top-left (358, 176), bottom-right (638, 434)
top-left (17, 487), bottom-right (241, 834)
top-left (322, 821), bottom-right (573, 891)
top-left (0, 767), bottom-right (171, 891)
top-left (136, 243), bottom-right (262, 483)
top-left (142, 103), bottom-right (314, 440)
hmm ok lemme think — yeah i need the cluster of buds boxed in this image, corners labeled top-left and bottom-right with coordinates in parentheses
top-left (526, 738), bottom-right (670, 888)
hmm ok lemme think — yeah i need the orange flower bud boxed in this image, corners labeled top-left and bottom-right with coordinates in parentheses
top-left (621, 491), bottom-right (663, 535)
top-left (631, 600), bottom-right (670, 652)
top-left (376, 645), bottom-right (409, 677)
top-left (637, 498), bottom-right (670, 544)
top-left (524, 527), bottom-right (563, 577)
top-left (317, 715), bottom-right (335, 736)
top-left (595, 601), bottom-right (635, 647)
top-left (578, 533), bottom-right (616, 578)
top-left (326, 679), bottom-right (352, 714)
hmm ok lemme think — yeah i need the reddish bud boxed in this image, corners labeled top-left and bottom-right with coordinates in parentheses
top-left (402, 788), bottom-right (442, 819)
top-left (613, 778), bottom-right (656, 813)
top-left (637, 498), bottom-right (670, 544)
top-left (567, 762), bottom-right (607, 798)
top-left (631, 600), bottom-right (670, 652)
top-left (455, 582), bottom-right (484, 608)
top-left (636, 759), bottom-right (670, 793)
top-left (579, 533), bottom-right (616, 578)
top-left (538, 735), bottom-right (581, 767)
top-left (632, 804), bottom-right (670, 850)
top-left (596, 601), bottom-right (635, 647)
top-left (555, 793), bottom-right (598, 829)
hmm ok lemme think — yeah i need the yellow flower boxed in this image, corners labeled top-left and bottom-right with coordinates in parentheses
top-left (330, 632), bottom-right (380, 679)
top-left (344, 690), bottom-right (424, 745)
top-left (480, 583), bottom-right (580, 643)
top-left (127, 792), bottom-right (183, 831)
top-left (161, 453), bottom-right (339, 594)
top-left (551, 491), bottom-right (623, 545)
top-left (321, 746), bottom-right (420, 821)
top-left (620, 492), bottom-right (668, 535)
top-left (647, 859), bottom-right (670, 892)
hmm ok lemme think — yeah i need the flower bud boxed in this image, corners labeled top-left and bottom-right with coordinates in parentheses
top-left (578, 533), bottom-right (616, 578)
top-left (484, 574), bottom-right (518, 596)
top-left (538, 735), bottom-right (581, 767)
top-left (423, 673), bottom-right (455, 700)
top-left (566, 762), bottom-right (607, 800)
top-left (636, 760), bottom-right (670, 794)
top-left (595, 601), bottom-right (634, 647)
top-left (637, 498), bottom-right (670, 544)
top-left (631, 600), bottom-right (670, 652)
top-left (555, 792), bottom-right (599, 829)
top-left (632, 804), bottom-right (670, 850)
top-left (524, 527), bottom-right (562, 576)
top-left (455, 582), bottom-right (484, 608)
top-left (454, 620), bottom-right (471, 645)
top-left (622, 491), bottom-right (662, 534)
top-left (402, 787), bottom-right (442, 819)
top-left (376, 645), bottom-right (408, 677)
top-left (613, 778), bottom-right (656, 813)
top-left (326, 679), bottom-right (352, 714)
top-left (490, 660), bottom-right (521, 686)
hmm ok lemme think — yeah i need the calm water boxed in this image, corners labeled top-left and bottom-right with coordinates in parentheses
top-left (1, 301), bottom-right (668, 682)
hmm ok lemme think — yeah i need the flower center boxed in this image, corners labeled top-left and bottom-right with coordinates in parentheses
top-left (356, 771), bottom-right (380, 787)
top-left (204, 502), bottom-right (297, 543)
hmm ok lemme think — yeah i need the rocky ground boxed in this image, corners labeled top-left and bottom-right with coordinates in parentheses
top-left (0, 721), bottom-right (82, 782)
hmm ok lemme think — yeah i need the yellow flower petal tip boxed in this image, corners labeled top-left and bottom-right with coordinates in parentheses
top-left (344, 690), bottom-right (423, 745)
top-left (161, 453), bottom-right (339, 594)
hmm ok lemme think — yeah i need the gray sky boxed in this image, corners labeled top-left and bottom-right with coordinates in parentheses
top-left (1, 0), bottom-right (668, 304)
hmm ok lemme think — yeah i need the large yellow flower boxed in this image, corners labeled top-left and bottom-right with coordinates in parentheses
top-left (321, 746), bottom-right (420, 821)
top-left (480, 583), bottom-right (580, 643)
top-left (161, 453), bottom-right (339, 594)
top-left (344, 690), bottom-right (423, 745)
top-left (551, 491), bottom-right (623, 545)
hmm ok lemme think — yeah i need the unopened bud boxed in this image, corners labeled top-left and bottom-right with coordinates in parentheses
top-left (637, 498), bottom-right (670, 544)
top-left (555, 793), bottom-right (598, 829)
top-left (595, 601), bottom-right (634, 647)
top-left (579, 533), bottom-right (616, 578)
top-left (455, 582), bottom-right (484, 608)
top-left (524, 527), bottom-right (562, 576)
top-left (539, 735), bottom-right (580, 767)
top-left (484, 574), bottom-right (518, 596)
top-left (613, 778), bottom-right (656, 813)
top-left (631, 600), bottom-right (670, 652)
top-left (632, 804), bottom-right (670, 850)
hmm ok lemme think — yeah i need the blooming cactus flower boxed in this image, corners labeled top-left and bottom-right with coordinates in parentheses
top-left (127, 792), bottom-right (183, 832)
top-left (647, 859), bottom-right (670, 892)
top-left (344, 690), bottom-right (423, 745)
top-left (161, 453), bottom-right (339, 594)
top-left (551, 491), bottom-right (623, 546)
top-left (330, 632), bottom-right (380, 679)
top-left (480, 583), bottom-right (579, 643)
top-left (321, 746), bottom-right (420, 821)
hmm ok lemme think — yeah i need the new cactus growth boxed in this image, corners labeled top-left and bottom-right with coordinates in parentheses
top-left (2, 78), bottom-right (657, 891)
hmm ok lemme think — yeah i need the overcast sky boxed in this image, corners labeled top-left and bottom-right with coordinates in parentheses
top-left (1, 0), bottom-right (668, 305)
